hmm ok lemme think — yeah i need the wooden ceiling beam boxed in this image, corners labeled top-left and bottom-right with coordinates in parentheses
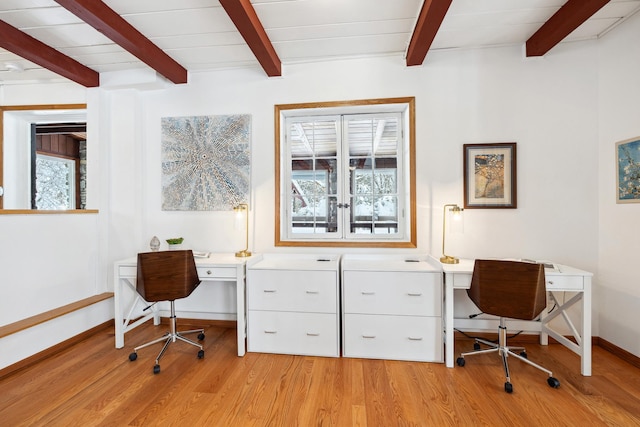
top-left (219, 0), bottom-right (281, 77)
top-left (0, 19), bottom-right (99, 87)
top-left (526, 0), bottom-right (610, 57)
top-left (406, 0), bottom-right (453, 66)
top-left (54, 0), bottom-right (187, 84)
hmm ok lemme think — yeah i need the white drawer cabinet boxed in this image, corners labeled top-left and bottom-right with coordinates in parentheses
top-left (246, 254), bottom-right (340, 357)
top-left (342, 255), bottom-right (443, 362)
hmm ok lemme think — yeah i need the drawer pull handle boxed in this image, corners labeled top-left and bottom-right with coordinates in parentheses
top-left (306, 332), bottom-right (320, 336)
top-left (362, 335), bottom-right (376, 339)
top-left (361, 291), bottom-right (375, 295)
top-left (547, 280), bottom-right (554, 285)
top-left (264, 330), bottom-right (277, 334)
top-left (206, 270), bottom-right (212, 275)
top-left (408, 337), bottom-right (423, 341)
top-left (407, 292), bottom-right (423, 297)
top-left (306, 290), bottom-right (319, 294)
top-left (263, 289), bottom-right (277, 293)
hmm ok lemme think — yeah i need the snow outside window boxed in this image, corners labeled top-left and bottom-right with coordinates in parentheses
top-left (35, 154), bottom-right (75, 210)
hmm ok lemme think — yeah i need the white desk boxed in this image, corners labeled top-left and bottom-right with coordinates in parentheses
top-left (441, 259), bottom-right (592, 376)
top-left (113, 253), bottom-right (249, 356)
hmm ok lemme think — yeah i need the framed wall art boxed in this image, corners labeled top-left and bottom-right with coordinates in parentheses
top-left (463, 142), bottom-right (517, 209)
top-left (161, 114), bottom-right (251, 211)
top-left (616, 136), bottom-right (640, 204)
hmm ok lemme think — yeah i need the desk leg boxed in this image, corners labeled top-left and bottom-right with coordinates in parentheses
top-left (540, 292), bottom-right (550, 346)
top-left (542, 289), bottom-right (592, 377)
top-left (114, 267), bottom-right (124, 349)
top-left (236, 267), bottom-right (246, 357)
top-left (445, 273), bottom-right (454, 368)
top-left (582, 277), bottom-right (592, 376)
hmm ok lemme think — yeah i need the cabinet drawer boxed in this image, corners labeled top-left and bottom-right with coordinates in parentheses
top-left (247, 310), bottom-right (339, 357)
top-left (451, 273), bottom-right (472, 289)
top-left (119, 266), bottom-right (136, 278)
top-left (545, 275), bottom-right (584, 290)
top-left (247, 270), bottom-right (337, 313)
top-left (343, 314), bottom-right (442, 362)
top-left (343, 271), bottom-right (441, 316)
top-left (449, 272), bottom-right (584, 291)
top-left (197, 267), bottom-right (237, 280)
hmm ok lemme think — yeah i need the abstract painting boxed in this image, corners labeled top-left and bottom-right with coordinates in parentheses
top-left (161, 115), bottom-right (251, 210)
top-left (616, 136), bottom-right (640, 203)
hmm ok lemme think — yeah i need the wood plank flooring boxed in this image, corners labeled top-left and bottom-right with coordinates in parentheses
top-left (1, 322), bottom-right (639, 426)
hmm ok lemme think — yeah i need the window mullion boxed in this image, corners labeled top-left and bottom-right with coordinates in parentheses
top-left (339, 115), bottom-right (350, 239)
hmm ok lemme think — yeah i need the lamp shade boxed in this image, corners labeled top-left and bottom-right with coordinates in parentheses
top-left (234, 203), bottom-right (251, 257)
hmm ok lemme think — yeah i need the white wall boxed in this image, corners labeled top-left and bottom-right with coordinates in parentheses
top-left (597, 11), bottom-right (640, 356)
top-left (0, 213), bottom-right (101, 324)
top-left (0, 83), bottom-right (113, 371)
top-left (2, 113), bottom-right (32, 208)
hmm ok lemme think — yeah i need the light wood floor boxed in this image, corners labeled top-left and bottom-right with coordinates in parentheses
top-left (1, 322), bottom-right (639, 426)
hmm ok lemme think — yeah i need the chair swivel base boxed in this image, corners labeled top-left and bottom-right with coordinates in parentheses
top-left (129, 309), bottom-right (205, 374)
top-left (455, 320), bottom-right (560, 393)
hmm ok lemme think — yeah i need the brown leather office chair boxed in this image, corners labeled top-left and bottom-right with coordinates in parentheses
top-left (456, 259), bottom-right (560, 393)
top-left (128, 250), bottom-right (205, 374)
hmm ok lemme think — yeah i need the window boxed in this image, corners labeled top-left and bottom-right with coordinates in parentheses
top-left (276, 98), bottom-right (416, 247)
top-left (34, 154), bottom-right (76, 209)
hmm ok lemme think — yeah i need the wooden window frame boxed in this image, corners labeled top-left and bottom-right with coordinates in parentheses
top-left (275, 97), bottom-right (417, 248)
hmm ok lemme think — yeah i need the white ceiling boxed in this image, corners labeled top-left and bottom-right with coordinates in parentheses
top-left (0, 0), bottom-right (639, 86)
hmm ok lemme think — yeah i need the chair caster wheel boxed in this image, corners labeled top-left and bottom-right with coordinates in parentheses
top-left (504, 382), bottom-right (513, 393)
top-left (519, 351), bottom-right (528, 359)
top-left (198, 333), bottom-right (205, 341)
top-left (473, 342), bottom-right (481, 351)
top-left (129, 352), bottom-right (137, 361)
top-left (198, 350), bottom-right (205, 359)
top-left (456, 357), bottom-right (465, 367)
top-left (547, 377), bottom-right (560, 388)
top-left (153, 364), bottom-right (160, 374)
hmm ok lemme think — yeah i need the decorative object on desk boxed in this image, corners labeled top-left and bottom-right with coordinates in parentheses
top-left (440, 204), bottom-right (463, 264)
top-left (615, 136), bottom-right (640, 203)
top-left (166, 237), bottom-right (184, 250)
top-left (161, 114), bottom-right (251, 211)
top-left (463, 142), bottom-right (517, 209)
top-left (149, 235), bottom-right (161, 252)
top-left (234, 203), bottom-right (251, 257)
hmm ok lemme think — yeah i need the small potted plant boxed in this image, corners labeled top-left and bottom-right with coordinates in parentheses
top-left (166, 237), bottom-right (184, 250)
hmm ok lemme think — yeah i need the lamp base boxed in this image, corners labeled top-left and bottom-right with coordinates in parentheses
top-left (235, 250), bottom-right (252, 258)
top-left (440, 255), bottom-right (459, 264)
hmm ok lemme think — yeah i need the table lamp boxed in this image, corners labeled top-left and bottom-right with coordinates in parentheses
top-left (234, 203), bottom-right (252, 257)
top-left (440, 203), bottom-right (463, 264)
